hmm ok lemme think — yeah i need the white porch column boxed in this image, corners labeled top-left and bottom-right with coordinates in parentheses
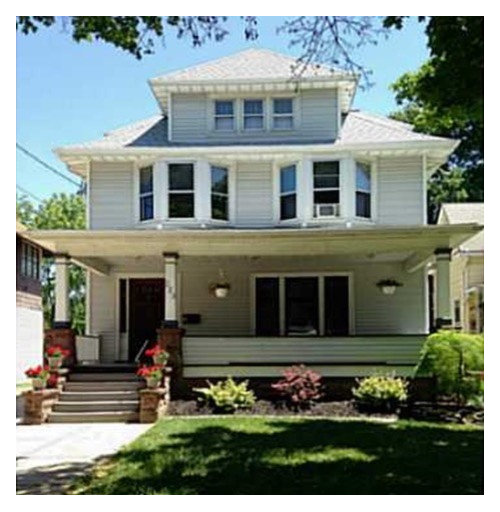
top-left (54, 254), bottom-right (71, 328)
top-left (163, 252), bottom-right (179, 327)
top-left (434, 248), bottom-right (452, 329)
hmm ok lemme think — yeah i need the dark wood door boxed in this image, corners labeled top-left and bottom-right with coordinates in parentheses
top-left (128, 279), bottom-right (165, 361)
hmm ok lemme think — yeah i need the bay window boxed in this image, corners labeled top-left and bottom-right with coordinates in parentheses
top-left (214, 100), bottom-right (235, 131)
top-left (139, 166), bottom-right (154, 221)
top-left (273, 98), bottom-right (293, 130)
top-left (168, 163), bottom-right (194, 218)
top-left (355, 162), bottom-right (371, 218)
top-left (313, 161), bottom-right (340, 217)
top-left (280, 164), bottom-right (297, 220)
top-left (243, 99), bottom-right (264, 130)
top-left (211, 165), bottom-right (229, 221)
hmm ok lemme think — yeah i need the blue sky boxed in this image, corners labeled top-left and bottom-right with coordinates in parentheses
top-left (16, 16), bottom-right (429, 200)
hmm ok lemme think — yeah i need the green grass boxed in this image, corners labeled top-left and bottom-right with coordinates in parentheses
top-left (73, 417), bottom-right (483, 495)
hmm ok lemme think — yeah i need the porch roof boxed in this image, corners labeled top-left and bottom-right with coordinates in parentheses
top-left (26, 223), bottom-right (481, 275)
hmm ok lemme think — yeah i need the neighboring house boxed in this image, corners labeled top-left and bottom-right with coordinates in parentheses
top-left (437, 203), bottom-right (484, 333)
top-left (16, 221), bottom-right (48, 381)
top-left (28, 48), bottom-right (482, 386)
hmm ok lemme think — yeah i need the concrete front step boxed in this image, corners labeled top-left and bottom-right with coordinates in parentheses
top-left (64, 381), bottom-right (144, 392)
top-left (69, 373), bottom-right (140, 382)
top-left (73, 364), bottom-right (137, 374)
top-left (48, 411), bottom-right (139, 423)
top-left (53, 400), bottom-right (139, 413)
top-left (59, 390), bottom-right (139, 402)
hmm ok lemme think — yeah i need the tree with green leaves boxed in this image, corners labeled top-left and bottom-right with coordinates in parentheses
top-left (17, 193), bottom-right (86, 333)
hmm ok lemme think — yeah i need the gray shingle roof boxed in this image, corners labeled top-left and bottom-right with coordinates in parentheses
top-left (151, 48), bottom-right (340, 83)
top-left (58, 110), bottom-right (450, 152)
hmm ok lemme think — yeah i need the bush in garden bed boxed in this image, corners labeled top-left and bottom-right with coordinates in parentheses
top-left (271, 365), bottom-right (323, 410)
top-left (352, 375), bottom-right (408, 414)
top-left (194, 377), bottom-right (256, 414)
top-left (415, 331), bottom-right (484, 405)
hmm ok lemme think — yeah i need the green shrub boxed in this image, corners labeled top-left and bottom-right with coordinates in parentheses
top-left (194, 377), bottom-right (256, 413)
top-left (352, 375), bottom-right (408, 413)
top-left (415, 331), bottom-right (484, 404)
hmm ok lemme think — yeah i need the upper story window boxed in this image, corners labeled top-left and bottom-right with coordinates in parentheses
top-left (355, 162), bottom-right (371, 218)
top-left (214, 100), bottom-right (235, 131)
top-left (243, 100), bottom-right (264, 130)
top-left (280, 164), bottom-right (297, 220)
top-left (211, 166), bottom-right (229, 221)
top-left (313, 161), bottom-right (340, 218)
top-left (139, 166), bottom-right (154, 221)
top-left (273, 98), bottom-right (294, 130)
top-left (168, 163), bottom-right (194, 218)
top-left (20, 240), bottom-right (40, 280)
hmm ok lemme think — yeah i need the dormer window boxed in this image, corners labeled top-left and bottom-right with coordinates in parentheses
top-left (355, 162), bottom-right (371, 218)
top-left (313, 161), bottom-right (340, 218)
top-left (273, 98), bottom-right (294, 130)
top-left (243, 100), bottom-right (264, 130)
top-left (214, 100), bottom-right (235, 131)
top-left (139, 166), bottom-right (154, 221)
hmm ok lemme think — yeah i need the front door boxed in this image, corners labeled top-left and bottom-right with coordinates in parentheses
top-left (128, 279), bottom-right (165, 361)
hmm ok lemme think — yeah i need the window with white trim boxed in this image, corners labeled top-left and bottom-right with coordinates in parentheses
top-left (214, 100), bottom-right (235, 131)
top-left (313, 161), bottom-right (340, 218)
top-left (168, 163), bottom-right (194, 218)
top-left (243, 99), bottom-right (264, 130)
top-left (355, 162), bottom-right (371, 218)
top-left (211, 165), bottom-right (229, 221)
top-left (139, 166), bottom-right (154, 221)
top-left (280, 164), bottom-right (296, 220)
top-left (20, 240), bottom-right (40, 280)
top-left (273, 98), bottom-right (294, 130)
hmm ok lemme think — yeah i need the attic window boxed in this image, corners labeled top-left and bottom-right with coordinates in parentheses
top-left (243, 99), bottom-right (264, 130)
top-left (214, 100), bottom-right (235, 131)
top-left (273, 98), bottom-right (294, 130)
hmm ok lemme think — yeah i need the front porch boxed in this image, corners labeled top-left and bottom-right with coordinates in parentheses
top-left (28, 223), bottom-right (480, 384)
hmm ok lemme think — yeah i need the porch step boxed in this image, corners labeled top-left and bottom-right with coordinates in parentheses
top-left (59, 390), bottom-right (139, 402)
top-left (64, 381), bottom-right (144, 392)
top-left (73, 364), bottom-right (138, 373)
top-left (69, 372), bottom-right (140, 382)
top-left (47, 411), bottom-right (139, 423)
top-left (53, 400), bottom-right (139, 413)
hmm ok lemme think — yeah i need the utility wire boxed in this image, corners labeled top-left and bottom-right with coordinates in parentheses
top-left (16, 142), bottom-right (81, 187)
top-left (16, 184), bottom-right (43, 203)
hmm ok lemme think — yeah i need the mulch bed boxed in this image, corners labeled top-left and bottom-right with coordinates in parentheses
top-left (167, 399), bottom-right (483, 424)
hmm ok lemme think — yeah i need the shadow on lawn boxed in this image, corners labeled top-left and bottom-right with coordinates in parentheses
top-left (77, 420), bottom-right (483, 495)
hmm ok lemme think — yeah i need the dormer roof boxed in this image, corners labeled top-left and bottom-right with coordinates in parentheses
top-left (149, 48), bottom-right (357, 114)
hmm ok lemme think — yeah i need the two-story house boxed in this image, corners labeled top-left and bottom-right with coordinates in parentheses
top-left (29, 49), bottom-right (481, 395)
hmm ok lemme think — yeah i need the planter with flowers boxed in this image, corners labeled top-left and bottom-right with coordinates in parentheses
top-left (145, 344), bottom-right (169, 366)
top-left (137, 365), bottom-right (164, 389)
top-left (45, 345), bottom-right (70, 370)
top-left (24, 365), bottom-right (50, 390)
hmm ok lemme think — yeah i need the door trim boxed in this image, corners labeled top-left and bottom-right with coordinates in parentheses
top-left (250, 271), bottom-right (355, 336)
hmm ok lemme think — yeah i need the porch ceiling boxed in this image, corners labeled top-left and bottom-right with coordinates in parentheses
top-left (26, 224), bottom-right (481, 273)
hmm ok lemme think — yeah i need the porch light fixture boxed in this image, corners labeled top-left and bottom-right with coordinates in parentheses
top-left (210, 269), bottom-right (230, 299)
top-left (376, 279), bottom-right (403, 295)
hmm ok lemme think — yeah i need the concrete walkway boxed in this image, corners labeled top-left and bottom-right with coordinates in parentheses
top-left (16, 422), bottom-right (151, 494)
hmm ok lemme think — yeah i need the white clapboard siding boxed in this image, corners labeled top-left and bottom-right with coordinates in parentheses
top-left (183, 336), bottom-right (424, 378)
top-left (88, 273), bottom-right (116, 363)
top-left (89, 162), bottom-right (134, 229)
top-left (235, 162), bottom-right (274, 226)
top-left (376, 156), bottom-right (424, 225)
top-left (16, 307), bottom-right (43, 382)
top-left (170, 90), bottom-right (337, 143)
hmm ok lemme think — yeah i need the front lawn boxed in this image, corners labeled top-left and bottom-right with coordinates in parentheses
top-left (73, 417), bottom-right (483, 495)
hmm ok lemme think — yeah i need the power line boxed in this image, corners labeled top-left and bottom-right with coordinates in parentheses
top-left (16, 142), bottom-right (81, 187)
top-left (16, 184), bottom-right (43, 203)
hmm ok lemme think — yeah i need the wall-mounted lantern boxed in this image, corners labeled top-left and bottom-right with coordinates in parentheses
top-left (376, 279), bottom-right (403, 295)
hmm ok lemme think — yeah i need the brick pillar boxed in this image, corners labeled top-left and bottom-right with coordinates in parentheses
top-left (44, 328), bottom-right (76, 367)
top-left (157, 327), bottom-right (185, 398)
top-left (139, 377), bottom-right (170, 423)
top-left (23, 389), bottom-right (60, 424)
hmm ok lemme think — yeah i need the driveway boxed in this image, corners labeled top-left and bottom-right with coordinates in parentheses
top-left (16, 422), bottom-right (151, 494)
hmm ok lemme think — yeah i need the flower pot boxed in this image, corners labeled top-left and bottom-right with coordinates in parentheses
top-left (381, 285), bottom-right (396, 295)
top-left (32, 377), bottom-right (47, 391)
top-left (47, 356), bottom-right (63, 370)
top-left (146, 377), bottom-right (161, 389)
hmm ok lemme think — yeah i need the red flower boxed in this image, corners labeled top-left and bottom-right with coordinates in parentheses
top-left (144, 344), bottom-right (165, 357)
top-left (136, 364), bottom-right (163, 379)
top-left (25, 365), bottom-right (50, 379)
top-left (46, 345), bottom-right (70, 358)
